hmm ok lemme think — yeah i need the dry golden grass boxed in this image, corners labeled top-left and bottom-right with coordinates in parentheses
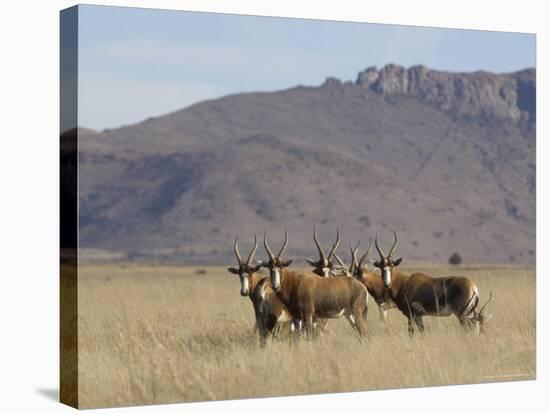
top-left (75, 264), bottom-right (535, 408)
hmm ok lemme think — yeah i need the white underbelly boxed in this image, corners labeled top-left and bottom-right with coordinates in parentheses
top-left (327, 309), bottom-right (346, 319)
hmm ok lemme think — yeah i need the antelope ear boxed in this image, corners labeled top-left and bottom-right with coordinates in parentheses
top-left (227, 267), bottom-right (240, 275)
top-left (373, 261), bottom-right (382, 268)
top-left (260, 261), bottom-right (270, 268)
top-left (305, 259), bottom-right (317, 267)
top-left (252, 263), bottom-right (263, 272)
top-left (393, 258), bottom-right (403, 267)
top-left (281, 259), bottom-right (293, 267)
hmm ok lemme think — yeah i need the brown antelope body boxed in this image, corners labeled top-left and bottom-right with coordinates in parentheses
top-left (262, 232), bottom-right (368, 341)
top-left (305, 227), bottom-right (342, 333)
top-left (335, 241), bottom-right (396, 322)
top-left (373, 233), bottom-right (492, 334)
top-left (227, 236), bottom-right (293, 346)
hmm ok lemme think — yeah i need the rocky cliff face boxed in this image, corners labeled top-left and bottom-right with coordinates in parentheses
top-left (76, 65), bottom-right (536, 265)
top-left (355, 64), bottom-right (535, 128)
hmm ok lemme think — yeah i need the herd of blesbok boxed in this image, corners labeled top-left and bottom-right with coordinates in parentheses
top-left (228, 228), bottom-right (493, 346)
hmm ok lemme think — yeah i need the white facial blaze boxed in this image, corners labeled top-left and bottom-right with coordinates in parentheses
top-left (383, 266), bottom-right (392, 287)
top-left (322, 267), bottom-right (330, 277)
top-left (272, 267), bottom-right (281, 290)
top-left (240, 275), bottom-right (249, 294)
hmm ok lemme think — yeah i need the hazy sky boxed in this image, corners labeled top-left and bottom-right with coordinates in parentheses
top-left (77, 5), bottom-right (536, 131)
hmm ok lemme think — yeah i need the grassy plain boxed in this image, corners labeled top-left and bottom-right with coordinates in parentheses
top-left (74, 264), bottom-right (535, 408)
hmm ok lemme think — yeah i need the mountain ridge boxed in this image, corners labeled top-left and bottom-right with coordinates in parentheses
top-left (75, 64), bottom-right (536, 264)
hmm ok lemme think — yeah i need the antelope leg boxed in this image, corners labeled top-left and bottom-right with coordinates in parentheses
top-left (408, 318), bottom-right (415, 336)
top-left (346, 313), bottom-right (365, 342)
top-left (379, 306), bottom-right (388, 323)
top-left (305, 315), bottom-right (315, 341)
top-left (316, 318), bottom-right (329, 335)
top-left (414, 315), bottom-right (425, 332)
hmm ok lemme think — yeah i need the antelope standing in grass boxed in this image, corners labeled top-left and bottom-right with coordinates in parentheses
top-left (227, 235), bottom-right (293, 346)
top-left (372, 232), bottom-right (493, 335)
top-left (305, 227), bottom-right (341, 333)
top-left (306, 227), bottom-right (341, 277)
top-left (262, 231), bottom-right (368, 341)
top-left (334, 241), bottom-right (396, 322)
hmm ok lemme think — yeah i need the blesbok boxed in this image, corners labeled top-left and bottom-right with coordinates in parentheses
top-left (306, 227), bottom-right (341, 277)
top-left (261, 231), bottom-right (368, 341)
top-left (227, 235), bottom-right (293, 346)
top-left (372, 232), bottom-right (493, 335)
top-left (305, 227), bottom-right (341, 333)
top-left (334, 241), bottom-right (396, 323)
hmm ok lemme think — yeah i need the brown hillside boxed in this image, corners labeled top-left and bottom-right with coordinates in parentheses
top-left (76, 64), bottom-right (535, 264)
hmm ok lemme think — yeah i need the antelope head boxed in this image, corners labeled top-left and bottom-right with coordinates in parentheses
top-left (373, 232), bottom-right (403, 289)
top-left (261, 231), bottom-right (292, 293)
top-left (227, 235), bottom-right (261, 296)
top-left (349, 239), bottom-right (374, 279)
top-left (472, 292), bottom-right (493, 333)
top-left (306, 227), bottom-right (340, 277)
top-left (333, 250), bottom-right (352, 277)
top-left (332, 240), bottom-right (371, 278)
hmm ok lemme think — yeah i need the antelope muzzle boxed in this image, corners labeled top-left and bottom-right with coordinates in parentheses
top-left (382, 266), bottom-right (392, 288)
top-left (271, 267), bottom-right (282, 292)
top-left (240, 276), bottom-right (250, 296)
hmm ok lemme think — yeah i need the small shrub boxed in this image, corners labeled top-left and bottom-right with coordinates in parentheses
top-left (449, 252), bottom-right (462, 265)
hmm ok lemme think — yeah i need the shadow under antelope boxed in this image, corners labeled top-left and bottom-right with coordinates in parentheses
top-left (372, 232), bottom-right (493, 335)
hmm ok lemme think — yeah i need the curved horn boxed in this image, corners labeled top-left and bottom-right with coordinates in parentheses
top-left (479, 291), bottom-right (493, 317)
top-left (349, 241), bottom-right (360, 272)
top-left (264, 232), bottom-right (275, 261)
top-left (246, 234), bottom-right (258, 266)
top-left (233, 236), bottom-right (243, 266)
top-left (358, 238), bottom-right (373, 268)
top-left (327, 228), bottom-right (341, 260)
top-left (313, 226), bottom-right (325, 263)
top-left (277, 229), bottom-right (289, 259)
top-left (375, 233), bottom-right (385, 260)
top-left (388, 231), bottom-right (398, 258)
top-left (334, 253), bottom-right (347, 269)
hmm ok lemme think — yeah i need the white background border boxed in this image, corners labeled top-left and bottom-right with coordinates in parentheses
top-left (0, 1), bottom-right (546, 413)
